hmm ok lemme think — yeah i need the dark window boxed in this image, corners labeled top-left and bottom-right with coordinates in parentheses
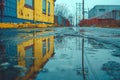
top-left (42, 0), bottom-right (46, 14)
top-left (99, 9), bottom-right (105, 12)
top-left (48, 2), bottom-right (50, 15)
top-left (42, 40), bottom-right (46, 57)
top-left (48, 38), bottom-right (50, 52)
top-left (25, 0), bottom-right (33, 9)
top-left (25, 46), bottom-right (33, 68)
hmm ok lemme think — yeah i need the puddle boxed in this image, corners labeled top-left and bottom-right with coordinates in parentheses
top-left (102, 61), bottom-right (120, 80)
top-left (111, 49), bottom-right (120, 57)
top-left (87, 38), bottom-right (107, 49)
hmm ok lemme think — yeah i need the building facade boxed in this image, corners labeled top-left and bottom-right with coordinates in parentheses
top-left (88, 5), bottom-right (120, 19)
top-left (0, 0), bottom-right (56, 24)
top-left (97, 10), bottom-right (120, 20)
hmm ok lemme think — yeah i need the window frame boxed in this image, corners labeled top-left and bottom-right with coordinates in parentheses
top-left (24, 44), bottom-right (34, 68)
top-left (42, 0), bottom-right (46, 14)
top-left (48, 38), bottom-right (50, 52)
top-left (42, 40), bottom-right (46, 57)
top-left (24, 0), bottom-right (34, 9)
top-left (48, 1), bottom-right (50, 16)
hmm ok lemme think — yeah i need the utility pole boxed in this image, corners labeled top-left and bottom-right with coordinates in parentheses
top-left (76, 3), bottom-right (81, 27)
top-left (76, 3), bottom-right (77, 27)
top-left (76, 3), bottom-right (81, 50)
top-left (82, 0), bottom-right (85, 20)
top-left (82, 0), bottom-right (86, 80)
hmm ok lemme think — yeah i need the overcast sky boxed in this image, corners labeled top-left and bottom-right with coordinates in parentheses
top-left (55, 0), bottom-right (120, 10)
top-left (55, 0), bottom-right (120, 15)
top-left (55, 0), bottom-right (120, 24)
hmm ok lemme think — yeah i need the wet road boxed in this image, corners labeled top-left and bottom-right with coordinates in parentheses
top-left (0, 28), bottom-right (56, 80)
top-left (0, 27), bottom-right (120, 80)
top-left (36, 27), bottom-right (120, 80)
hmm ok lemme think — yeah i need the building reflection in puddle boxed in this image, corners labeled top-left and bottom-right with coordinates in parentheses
top-left (0, 31), bottom-right (54, 80)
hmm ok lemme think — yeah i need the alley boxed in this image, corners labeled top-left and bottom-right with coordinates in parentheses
top-left (0, 27), bottom-right (120, 80)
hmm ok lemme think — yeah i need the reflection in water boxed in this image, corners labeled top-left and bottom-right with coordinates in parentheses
top-left (0, 31), bottom-right (54, 80)
top-left (112, 49), bottom-right (120, 57)
top-left (87, 38), bottom-right (106, 49)
top-left (86, 37), bottom-right (120, 80)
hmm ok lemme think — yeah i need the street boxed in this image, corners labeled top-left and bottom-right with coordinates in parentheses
top-left (35, 27), bottom-right (120, 80)
top-left (0, 27), bottom-right (120, 80)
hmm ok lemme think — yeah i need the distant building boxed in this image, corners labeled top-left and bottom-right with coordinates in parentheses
top-left (88, 5), bottom-right (120, 19)
top-left (97, 10), bottom-right (120, 20)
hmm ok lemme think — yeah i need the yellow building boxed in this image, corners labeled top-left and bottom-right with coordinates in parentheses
top-left (17, 0), bottom-right (55, 23)
top-left (0, 0), bottom-right (56, 28)
top-left (17, 33), bottom-right (54, 80)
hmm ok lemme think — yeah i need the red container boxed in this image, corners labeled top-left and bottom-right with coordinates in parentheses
top-left (66, 19), bottom-right (70, 26)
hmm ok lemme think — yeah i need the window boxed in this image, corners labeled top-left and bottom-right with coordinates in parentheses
top-left (48, 2), bottom-right (50, 15)
top-left (42, 0), bottom-right (46, 14)
top-left (48, 38), bottom-right (50, 52)
top-left (42, 40), bottom-right (46, 57)
top-left (99, 9), bottom-right (105, 12)
top-left (25, 45), bottom-right (34, 68)
top-left (25, 0), bottom-right (33, 9)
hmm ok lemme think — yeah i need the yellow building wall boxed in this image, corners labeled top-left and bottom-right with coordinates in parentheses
top-left (17, 35), bottom-right (54, 80)
top-left (34, 38), bottom-right (43, 72)
top-left (17, 0), bottom-right (33, 20)
top-left (17, 44), bottom-right (26, 67)
top-left (34, 0), bottom-right (54, 23)
top-left (17, 0), bottom-right (54, 23)
top-left (17, 39), bottom-right (34, 67)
